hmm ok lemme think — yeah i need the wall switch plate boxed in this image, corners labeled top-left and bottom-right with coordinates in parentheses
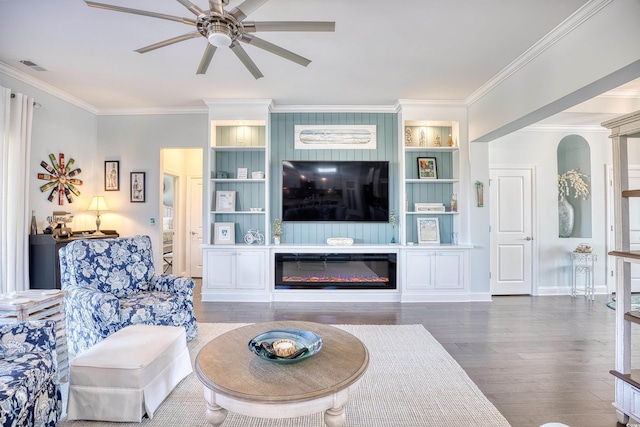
top-left (150, 218), bottom-right (156, 226)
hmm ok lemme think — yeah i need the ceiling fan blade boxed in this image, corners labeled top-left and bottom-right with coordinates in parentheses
top-left (175, 0), bottom-right (205, 16)
top-left (208, 0), bottom-right (224, 15)
top-left (240, 34), bottom-right (311, 67)
top-left (196, 44), bottom-right (217, 75)
top-left (135, 32), bottom-right (202, 53)
top-left (229, 0), bottom-right (269, 21)
top-left (244, 21), bottom-right (336, 32)
top-left (230, 42), bottom-right (264, 79)
top-left (85, 1), bottom-right (196, 25)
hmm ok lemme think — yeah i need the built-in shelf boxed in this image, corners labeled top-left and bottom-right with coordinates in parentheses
top-left (211, 179), bottom-right (266, 183)
top-left (211, 146), bottom-right (265, 151)
top-left (405, 179), bottom-right (459, 184)
top-left (211, 211), bottom-right (265, 215)
top-left (624, 312), bottom-right (640, 324)
top-left (622, 189), bottom-right (640, 198)
top-left (404, 146), bottom-right (458, 152)
top-left (406, 212), bottom-right (459, 215)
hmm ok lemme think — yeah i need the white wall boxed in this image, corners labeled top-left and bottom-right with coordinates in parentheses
top-left (96, 114), bottom-right (207, 268)
top-left (488, 127), bottom-right (620, 294)
top-left (0, 72), bottom-right (99, 232)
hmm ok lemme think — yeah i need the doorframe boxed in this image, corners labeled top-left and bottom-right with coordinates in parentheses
top-left (162, 169), bottom-right (181, 275)
top-left (489, 163), bottom-right (538, 295)
top-left (186, 175), bottom-right (203, 278)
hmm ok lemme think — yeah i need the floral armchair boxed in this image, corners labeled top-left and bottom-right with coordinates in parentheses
top-left (59, 234), bottom-right (198, 355)
top-left (0, 321), bottom-right (62, 427)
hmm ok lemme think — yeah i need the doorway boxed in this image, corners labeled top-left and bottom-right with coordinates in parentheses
top-left (490, 166), bottom-right (536, 295)
top-left (161, 148), bottom-right (203, 278)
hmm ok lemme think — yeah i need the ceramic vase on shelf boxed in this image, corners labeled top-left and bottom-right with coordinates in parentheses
top-left (558, 194), bottom-right (574, 238)
top-left (274, 235), bottom-right (281, 245)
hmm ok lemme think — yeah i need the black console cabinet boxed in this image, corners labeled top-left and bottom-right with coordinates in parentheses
top-left (29, 230), bottom-right (119, 289)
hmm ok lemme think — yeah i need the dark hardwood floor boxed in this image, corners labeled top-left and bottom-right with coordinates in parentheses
top-left (193, 283), bottom-right (636, 427)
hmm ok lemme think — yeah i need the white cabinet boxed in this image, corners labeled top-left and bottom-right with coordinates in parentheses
top-left (202, 247), bottom-right (268, 301)
top-left (402, 248), bottom-right (469, 300)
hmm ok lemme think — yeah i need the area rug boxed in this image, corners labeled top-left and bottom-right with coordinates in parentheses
top-left (606, 294), bottom-right (640, 311)
top-left (58, 323), bottom-right (510, 427)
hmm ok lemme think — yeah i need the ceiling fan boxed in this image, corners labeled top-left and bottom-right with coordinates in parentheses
top-left (85, 0), bottom-right (335, 78)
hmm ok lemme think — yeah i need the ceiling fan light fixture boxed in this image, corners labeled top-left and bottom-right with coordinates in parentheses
top-left (207, 22), bottom-right (232, 47)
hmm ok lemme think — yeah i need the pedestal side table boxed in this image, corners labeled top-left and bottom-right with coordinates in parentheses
top-left (571, 252), bottom-right (597, 301)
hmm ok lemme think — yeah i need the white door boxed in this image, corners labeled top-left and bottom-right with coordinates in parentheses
top-left (490, 168), bottom-right (534, 295)
top-left (188, 177), bottom-right (203, 278)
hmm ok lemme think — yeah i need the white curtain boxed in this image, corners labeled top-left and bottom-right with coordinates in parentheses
top-left (0, 86), bottom-right (34, 295)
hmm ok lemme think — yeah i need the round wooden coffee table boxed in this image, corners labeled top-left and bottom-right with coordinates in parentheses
top-left (195, 321), bottom-right (369, 427)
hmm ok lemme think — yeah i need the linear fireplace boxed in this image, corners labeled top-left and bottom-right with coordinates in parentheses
top-left (275, 252), bottom-right (397, 290)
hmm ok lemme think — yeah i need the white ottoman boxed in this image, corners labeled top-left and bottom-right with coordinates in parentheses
top-left (67, 324), bottom-right (193, 422)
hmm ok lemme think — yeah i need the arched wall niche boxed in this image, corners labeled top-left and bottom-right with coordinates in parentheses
top-left (557, 135), bottom-right (592, 238)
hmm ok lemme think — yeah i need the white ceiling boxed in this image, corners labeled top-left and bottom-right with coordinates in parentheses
top-left (0, 0), bottom-right (639, 124)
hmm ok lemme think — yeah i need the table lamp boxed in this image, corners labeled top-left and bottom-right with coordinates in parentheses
top-left (87, 196), bottom-right (108, 235)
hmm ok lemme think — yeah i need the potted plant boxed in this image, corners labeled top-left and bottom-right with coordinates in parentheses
top-left (273, 218), bottom-right (283, 245)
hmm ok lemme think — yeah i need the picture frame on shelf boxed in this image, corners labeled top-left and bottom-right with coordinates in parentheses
top-left (237, 167), bottom-right (248, 179)
top-left (417, 157), bottom-right (437, 179)
top-left (415, 203), bottom-right (445, 213)
top-left (214, 222), bottom-right (235, 245)
top-left (215, 190), bottom-right (236, 212)
top-left (417, 217), bottom-right (440, 245)
top-left (104, 161), bottom-right (120, 191)
top-left (130, 172), bottom-right (145, 203)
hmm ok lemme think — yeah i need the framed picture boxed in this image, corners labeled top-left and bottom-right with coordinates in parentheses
top-left (237, 167), bottom-right (248, 179)
top-left (104, 161), bottom-right (120, 191)
top-left (417, 217), bottom-right (440, 245)
top-left (214, 222), bottom-right (235, 245)
top-left (415, 203), bottom-right (446, 212)
top-left (215, 190), bottom-right (236, 212)
top-left (417, 157), bottom-right (437, 179)
top-left (294, 125), bottom-right (377, 150)
top-left (130, 172), bottom-right (145, 202)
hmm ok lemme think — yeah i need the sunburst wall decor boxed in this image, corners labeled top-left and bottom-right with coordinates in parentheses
top-left (38, 153), bottom-right (82, 205)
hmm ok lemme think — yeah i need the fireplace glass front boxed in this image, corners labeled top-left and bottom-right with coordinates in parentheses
top-left (275, 252), bottom-right (397, 290)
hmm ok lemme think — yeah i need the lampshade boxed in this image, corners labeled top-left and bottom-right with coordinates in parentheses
top-left (88, 196), bottom-right (108, 212)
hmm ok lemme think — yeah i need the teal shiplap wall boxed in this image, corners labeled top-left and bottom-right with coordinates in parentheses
top-left (270, 112), bottom-right (398, 244)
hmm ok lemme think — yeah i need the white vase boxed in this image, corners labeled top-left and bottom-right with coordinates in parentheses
top-left (274, 235), bottom-right (281, 245)
top-left (558, 194), bottom-right (574, 238)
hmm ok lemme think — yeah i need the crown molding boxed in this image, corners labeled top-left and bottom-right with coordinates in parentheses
top-left (522, 124), bottom-right (608, 133)
top-left (0, 62), bottom-right (99, 115)
top-left (96, 107), bottom-right (207, 116)
top-left (269, 104), bottom-right (397, 113)
top-left (465, 0), bottom-right (614, 106)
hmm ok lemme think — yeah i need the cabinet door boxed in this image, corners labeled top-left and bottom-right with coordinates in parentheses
top-left (433, 251), bottom-right (464, 289)
top-left (203, 251), bottom-right (235, 289)
top-left (236, 251), bottom-right (266, 290)
top-left (405, 251), bottom-right (434, 290)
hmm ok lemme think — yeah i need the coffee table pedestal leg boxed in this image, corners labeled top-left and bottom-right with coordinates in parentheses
top-left (204, 400), bottom-right (228, 426)
top-left (324, 406), bottom-right (346, 427)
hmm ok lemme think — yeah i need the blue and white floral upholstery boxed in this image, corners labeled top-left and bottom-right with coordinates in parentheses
top-left (0, 320), bottom-right (62, 427)
top-left (59, 235), bottom-right (198, 355)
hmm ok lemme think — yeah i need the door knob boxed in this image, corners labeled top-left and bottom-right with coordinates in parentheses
top-left (191, 231), bottom-right (196, 235)
top-left (525, 236), bottom-right (533, 241)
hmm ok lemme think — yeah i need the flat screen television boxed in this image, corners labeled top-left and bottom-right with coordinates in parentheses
top-left (282, 160), bottom-right (389, 222)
